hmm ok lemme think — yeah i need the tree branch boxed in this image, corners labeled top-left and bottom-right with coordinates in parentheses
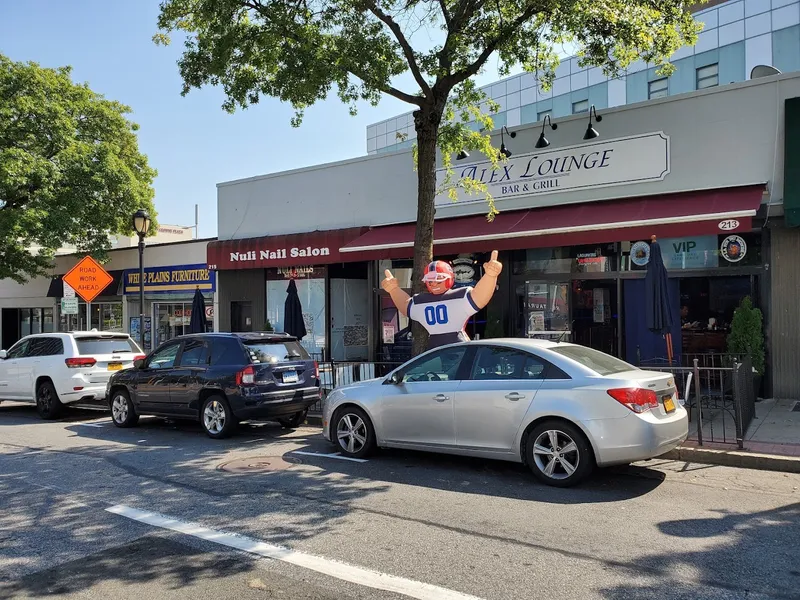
top-left (437, 0), bottom-right (451, 27)
top-left (239, 0), bottom-right (424, 106)
top-left (445, 4), bottom-right (542, 88)
top-left (363, 1), bottom-right (432, 96)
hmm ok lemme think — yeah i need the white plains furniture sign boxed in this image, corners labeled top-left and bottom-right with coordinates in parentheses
top-left (435, 132), bottom-right (670, 206)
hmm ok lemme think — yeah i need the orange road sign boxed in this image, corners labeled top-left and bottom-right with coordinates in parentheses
top-left (62, 256), bottom-right (113, 303)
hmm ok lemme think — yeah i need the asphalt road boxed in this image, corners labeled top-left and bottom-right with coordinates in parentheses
top-left (1, 401), bottom-right (799, 600)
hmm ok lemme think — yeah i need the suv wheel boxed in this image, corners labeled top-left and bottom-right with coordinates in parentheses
top-left (333, 406), bottom-right (375, 459)
top-left (278, 410), bottom-right (308, 429)
top-left (201, 395), bottom-right (236, 439)
top-left (110, 390), bottom-right (139, 428)
top-left (36, 380), bottom-right (62, 420)
top-left (525, 420), bottom-right (593, 487)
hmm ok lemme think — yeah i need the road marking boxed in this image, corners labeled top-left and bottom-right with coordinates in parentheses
top-left (291, 451), bottom-right (368, 463)
top-left (106, 505), bottom-right (482, 600)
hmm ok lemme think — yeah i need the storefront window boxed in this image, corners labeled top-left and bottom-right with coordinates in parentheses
top-left (624, 233), bottom-right (762, 271)
top-left (60, 302), bottom-right (123, 333)
top-left (513, 244), bottom-right (616, 275)
top-left (151, 299), bottom-right (213, 348)
top-left (266, 268), bottom-right (327, 359)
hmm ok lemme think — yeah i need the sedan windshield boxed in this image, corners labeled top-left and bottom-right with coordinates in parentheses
top-left (549, 345), bottom-right (636, 376)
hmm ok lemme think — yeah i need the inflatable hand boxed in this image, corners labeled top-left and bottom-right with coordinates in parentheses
top-left (381, 269), bottom-right (399, 293)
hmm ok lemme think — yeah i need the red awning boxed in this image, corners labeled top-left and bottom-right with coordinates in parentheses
top-left (340, 185), bottom-right (764, 260)
top-left (208, 227), bottom-right (368, 270)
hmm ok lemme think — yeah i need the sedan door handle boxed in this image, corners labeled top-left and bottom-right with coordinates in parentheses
top-left (505, 392), bottom-right (525, 401)
top-left (433, 394), bottom-right (449, 402)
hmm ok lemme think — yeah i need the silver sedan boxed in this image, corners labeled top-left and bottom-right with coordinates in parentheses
top-left (323, 339), bottom-right (688, 487)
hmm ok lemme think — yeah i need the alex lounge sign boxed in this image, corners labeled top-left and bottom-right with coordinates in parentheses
top-left (435, 132), bottom-right (670, 206)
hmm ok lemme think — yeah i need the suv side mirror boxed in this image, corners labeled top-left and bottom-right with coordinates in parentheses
top-left (133, 358), bottom-right (145, 369)
top-left (0, 350), bottom-right (6, 360)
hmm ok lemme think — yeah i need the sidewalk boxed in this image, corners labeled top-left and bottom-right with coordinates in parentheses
top-left (662, 398), bottom-right (800, 473)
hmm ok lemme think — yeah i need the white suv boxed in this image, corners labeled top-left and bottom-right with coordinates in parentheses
top-left (0, 331), bottom-right (144, 419)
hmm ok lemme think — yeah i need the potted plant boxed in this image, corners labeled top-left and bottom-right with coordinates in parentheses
top-left (727, 296), bottom-right (765, 397)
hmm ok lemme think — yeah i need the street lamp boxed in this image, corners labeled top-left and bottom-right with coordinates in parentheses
top-left (132, 209), bottom-right (150, 349)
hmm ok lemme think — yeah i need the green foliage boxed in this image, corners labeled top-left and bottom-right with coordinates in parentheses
top-left (0, 54), bottom-right (157, 283)
top-left (727, 296), bottom-right (765, 375)
top-left (263, 319), bottom-right (275, 332)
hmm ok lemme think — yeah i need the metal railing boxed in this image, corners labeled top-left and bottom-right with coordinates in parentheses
top-left (644, 357), bottom-right (756, 448)
top-left (308, 361), bottom-right (403, 414)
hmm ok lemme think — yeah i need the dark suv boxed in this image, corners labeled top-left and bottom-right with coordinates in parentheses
top-left (106, 332), bottom-right (320, 438)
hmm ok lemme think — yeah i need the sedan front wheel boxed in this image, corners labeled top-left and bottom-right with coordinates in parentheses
top-left (333, 406), bottom-right (375, 459)
top-left (525, 420), bottom-right (593, 487)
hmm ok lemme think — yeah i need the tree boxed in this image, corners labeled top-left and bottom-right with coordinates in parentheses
top-left (0, 54), bottom-right (157, 283)
top-left (156, 0), bottom-right (699, 354)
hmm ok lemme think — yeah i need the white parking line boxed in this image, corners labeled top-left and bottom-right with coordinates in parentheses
top-left (106, 505), bottom-right (482, 600)
top-left (291, 451), bottom-right (368, 463)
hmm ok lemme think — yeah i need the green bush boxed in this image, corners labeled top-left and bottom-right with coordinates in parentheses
top-left (727, 296), bottom-right (765, 375)
top-left (263, 319), bottom-right (274, 332)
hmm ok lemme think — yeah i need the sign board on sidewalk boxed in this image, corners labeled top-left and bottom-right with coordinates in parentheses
top-left (62, 256), bottom-right (113, 303)
top-left (63, 282), bottom-right (76, 299)
top-left (60, 297), bottom-right (79, 315)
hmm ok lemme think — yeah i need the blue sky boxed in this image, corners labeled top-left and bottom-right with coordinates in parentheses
top-left (0, 1), bottom-right (543, 238)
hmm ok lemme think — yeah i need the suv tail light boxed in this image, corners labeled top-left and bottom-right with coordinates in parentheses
top-left (66, 357), bottom-right (97, 368)
top-left (607, 388), bottom-right (659, 413)
top-left (314, 361), bottom-right (319, 380)
top-left (133, 355), bottom-right (146, 362)
top-left (236, 365), bottom-right (256, 386)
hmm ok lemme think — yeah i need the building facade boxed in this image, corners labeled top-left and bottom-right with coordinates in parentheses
top-left (212, 73), bottom-right (800, 398)
top-left (0, 239), bottom-right (216, 353)
top-left (367, 0), bottom-right (800, 155)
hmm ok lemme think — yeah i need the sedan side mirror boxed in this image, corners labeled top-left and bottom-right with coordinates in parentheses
top-left (0, 350), bottom-right (6, 360)
top-left (388, 371), bottom-right (403, 385)
top-left (133, 358), bottom-right (145, 369)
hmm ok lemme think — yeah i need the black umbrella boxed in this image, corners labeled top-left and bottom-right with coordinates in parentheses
top-left (283, 279), bottom-right (307, 339)
top-left (644, 235), bottom-right (674, 363)
top-left (189, 287), bottom-right (207, 333)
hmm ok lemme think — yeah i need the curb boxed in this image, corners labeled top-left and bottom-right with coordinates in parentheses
top-left (661, 446), bottom-right (800, 474)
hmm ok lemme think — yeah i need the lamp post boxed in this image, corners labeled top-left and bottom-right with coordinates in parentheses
top-left (132, 209), bottom-right (151, 348)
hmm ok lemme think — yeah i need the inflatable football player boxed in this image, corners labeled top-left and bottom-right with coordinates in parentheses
top-left (381, 251), bottom-right (503, 349)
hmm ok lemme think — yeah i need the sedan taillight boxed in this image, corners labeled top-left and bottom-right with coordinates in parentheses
top-left (236, 365), bottom-right (256, 386)
top-left (66, 357), bottom-right (97, 368)
top-left (314, 361), bottom-right (319, 380)
top-left (607, 388), bottom-right (659, 413)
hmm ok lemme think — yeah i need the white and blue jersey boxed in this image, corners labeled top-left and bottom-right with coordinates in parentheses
top-left (408, 287), bottom-right (480, 348)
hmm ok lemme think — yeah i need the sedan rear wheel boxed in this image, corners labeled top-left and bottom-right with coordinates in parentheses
top-left (526, 420), bottom-right (593, 487)
top-left (333, 406), bottom-right (375, 459)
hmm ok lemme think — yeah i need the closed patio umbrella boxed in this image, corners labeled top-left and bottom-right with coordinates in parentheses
top-left (283, 279), bottom-right (307, 340)
top-left (189, 287), bottom-right (207, 334)
top-left (645, 235), bottom-right (674, 363)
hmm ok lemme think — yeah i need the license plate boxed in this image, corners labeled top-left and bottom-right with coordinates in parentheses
top-left (282, 371), bottom-right (298, 384)
top-left (663, 396), bottom-right (676, 413)
top-left (108, 363), bottom-right (123, 371)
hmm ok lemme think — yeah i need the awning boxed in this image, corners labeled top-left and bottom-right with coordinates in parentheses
top-left (207, 227), bottom-right (368, 271)
top-left (46, 270), bottom-right (124, 298)
top-left (340, 185), bottom-right (765, 260)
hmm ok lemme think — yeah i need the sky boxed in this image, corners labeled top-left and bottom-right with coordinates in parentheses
top-left (0, 0), bottom-right (540, 238)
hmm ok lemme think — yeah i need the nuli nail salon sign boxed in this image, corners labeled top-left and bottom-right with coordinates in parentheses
top-left (435, 132), bottom-right (670, 206)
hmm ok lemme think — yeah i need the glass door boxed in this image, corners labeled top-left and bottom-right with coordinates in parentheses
top-left (571, 280), bottom-right (618, 357)
top-left (515, 281), bottom-right (571, 341)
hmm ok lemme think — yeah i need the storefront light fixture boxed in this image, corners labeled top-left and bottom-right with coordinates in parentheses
top-left (535, 115), bottom-right (557, 149)
top-left (583, 105), bottom-right (603, 140)
top-left (133, 209), bottom-right (151, 237)
top-left (500, 126), bottom-right (516, 158)
top-left (456, 150), bottom-right (470, 160)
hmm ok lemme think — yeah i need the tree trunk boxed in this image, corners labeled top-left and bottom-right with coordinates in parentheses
top-left (410, 104), bottom-right (443, 356)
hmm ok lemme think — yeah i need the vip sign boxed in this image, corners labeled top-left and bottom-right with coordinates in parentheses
top-left (435, 132), bottom-right (670, 206)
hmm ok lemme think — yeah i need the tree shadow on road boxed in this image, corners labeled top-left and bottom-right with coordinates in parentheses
top-left (598, 502), bottom-right (800, 600)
